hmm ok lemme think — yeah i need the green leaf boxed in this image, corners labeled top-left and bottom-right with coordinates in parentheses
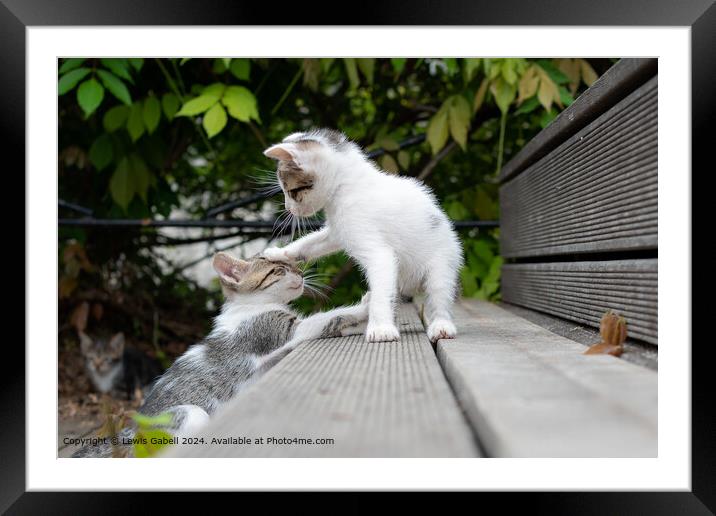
top-left (129, 154), bottom-right (151, 201)
top-left (88, 134), bottom-right (113, 171)
top-left (221, 86), bottom-right (260, 123)
top-left (59, 58), bottom-right (85, 75)
top-left (126, 102), bottom-right (145, 142)
top-left (76, 78), bottom-right (104, 117)
top-left (103, 105), bottom-right (129, 132)
top-left (109, 157), bottom-right (134, 211)
top-left (128, 58), bottom-right (144, 71)
top-left (447, 95), bottom-right (471, 150)
top-left (514, 96), bottom-right (540, 115)
top-left (343, 58), bottom-right (360, 90)
top-left (380, 154), bottom-right (399, 173)
top-left (96, 69), bottom-right (132, 105)
top-left (142, 96), bottom-right (161, 134)
top-left (100, 58), bottom-right (133, 82)
top-left (397, 150), bottom-right (411, 170)
top-left (536, 60), bottom-right (569, 84)
top-left (391, 58), bottom-right (407, 75)
top-left (229, 58), bottom-right (251, 81)
top-left (58, 67), bottom-right (90, 95)
top-left (489, 78), bottom-right (516, 114)
top-left (202, 102), bottom-right (228, 138)
top-left (460, 267), bottom-right (478, 296)
top-left (161, 93), bottom-right (181, 120)
top-left (356, 58), bottom-right (375, 85)
top-left (427, 107), bottom-right (449, 155)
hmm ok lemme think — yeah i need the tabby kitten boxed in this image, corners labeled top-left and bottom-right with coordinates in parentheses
top-left (72, 252), bottom-right (368, 457)
top-left (263, 128), bottom-right (463, 343)
top-left (79, 332), bottom-right (162, 400)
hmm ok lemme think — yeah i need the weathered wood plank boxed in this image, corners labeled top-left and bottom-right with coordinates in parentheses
top-left (501, 259), bottom-right (658, 344)
top-left (436, 299), bottom-right (657, 457)
top-left (167, 304), bottom-right (480, 457)
top-left (499, 58), bottom-right (657, 183)
top-left (500, 76), bottom-right (658, 258)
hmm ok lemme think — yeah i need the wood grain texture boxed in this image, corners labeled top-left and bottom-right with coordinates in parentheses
top-left (437, 299), bottom-right (657, 457)
top-left (167, 305), bottom-right (480, 457)
top-left (501, 259), bottom-right (657, 344)
top-left (499, 58), bottom-right (657, 183)
top-left (500, 76), bottom-right (658, 258)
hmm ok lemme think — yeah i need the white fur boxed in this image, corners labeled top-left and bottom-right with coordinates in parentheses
top-left (171, 404), bottom-right (210, 438)
top-left (264, 132), bottom-right (463, 343)
top-left (87, 362), bottom-right (123, 393)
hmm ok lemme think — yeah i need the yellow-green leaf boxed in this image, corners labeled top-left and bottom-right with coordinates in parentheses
top-left (176, 94), bottom-right (219, 116)
top-left (221, 85), bottom-right (260, 123)
top-left (203, 102), bottom-right (228, 138)
top-left (490, 78), bottom-right (516, 114)
top-left (579, 59), bottom-right (598, 86)
top-left (536, 68), bottom-right (560, 111)
top-left (517, 65), bottom-right (539, 104)
top-left (473, 78), bottom-right (489, 112)
top-left (427, 107), bottom-right (449, 155)
top-left (447, 95), bottom-right (471, 150)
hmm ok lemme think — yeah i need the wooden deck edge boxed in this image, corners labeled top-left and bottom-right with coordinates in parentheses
top-left (167, 303), bottom-right (480, 458)
top-left (434, 299), bottom-right (657, 457)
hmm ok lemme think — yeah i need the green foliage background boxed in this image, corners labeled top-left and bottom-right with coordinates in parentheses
top-left (58, 57), bottom-right (609, 350)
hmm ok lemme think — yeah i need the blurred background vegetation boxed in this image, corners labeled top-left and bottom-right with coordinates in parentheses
top-left (58, 57), bottom-right (613, 365)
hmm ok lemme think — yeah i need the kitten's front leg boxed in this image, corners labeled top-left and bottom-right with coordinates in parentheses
top-left (254, 297), bottom-right (370, 374)
top-left (264, 226), bottom-right (340, 263)
top-left (363, 249), bottom-right (400, 343)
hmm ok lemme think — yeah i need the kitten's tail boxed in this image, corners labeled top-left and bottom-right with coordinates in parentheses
top-left (70, 427), bottom-right (135, 458)
top-left (70, 405), bottom-right (209, 458)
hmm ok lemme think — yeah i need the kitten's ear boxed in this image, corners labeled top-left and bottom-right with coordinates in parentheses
top-left (263, 143), bottom-right (295, 162)
top-left (79, 331), bottom-right (93, 354)
top-left (109, 332), bottom-right (125, 355)
top-left (212, 252), bottom-right (250, 285)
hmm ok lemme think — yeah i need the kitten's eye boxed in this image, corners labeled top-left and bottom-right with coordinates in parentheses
top-left (289, 185), bottom-right (313, 196)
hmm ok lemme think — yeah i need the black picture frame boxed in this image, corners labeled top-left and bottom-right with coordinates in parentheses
top-left (3, 0), bottom-right (713, 511)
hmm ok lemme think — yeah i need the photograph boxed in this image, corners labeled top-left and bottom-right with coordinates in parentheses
top-left (56, 56), bottom-right (659, 459)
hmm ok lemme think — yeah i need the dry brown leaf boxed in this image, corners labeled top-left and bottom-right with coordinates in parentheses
top-left (584, 310), bottom-right (627, 356)
top-left (91, 302), bottom-right (104, 321)
top-left (70, 302), bottom-right (90, 333)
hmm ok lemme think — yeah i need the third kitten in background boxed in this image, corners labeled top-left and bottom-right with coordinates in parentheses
top-left (263, 128), bottom-right (463, 343)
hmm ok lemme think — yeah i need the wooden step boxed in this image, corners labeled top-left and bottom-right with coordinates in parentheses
top-left (167, 304), bottom-right (480, 457)
top-left (436, 299), bottom-right (657, 457)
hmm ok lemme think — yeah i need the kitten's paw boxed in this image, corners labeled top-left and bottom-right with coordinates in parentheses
top-left (340, 321), bottom-right (368, 336)
top-left (263, 247), bottom-right (292, 262)
top-left (427, 319), bottom-right (457, 343)
top-left (365, 323), bottom-right (400, 343)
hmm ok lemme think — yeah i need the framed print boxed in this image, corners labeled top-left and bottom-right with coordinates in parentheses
top-left (3, 0), bottom-right (714, 511)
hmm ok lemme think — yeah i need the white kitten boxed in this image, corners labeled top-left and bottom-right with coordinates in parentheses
top-left (262, 128), bottom-right (463, 343)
